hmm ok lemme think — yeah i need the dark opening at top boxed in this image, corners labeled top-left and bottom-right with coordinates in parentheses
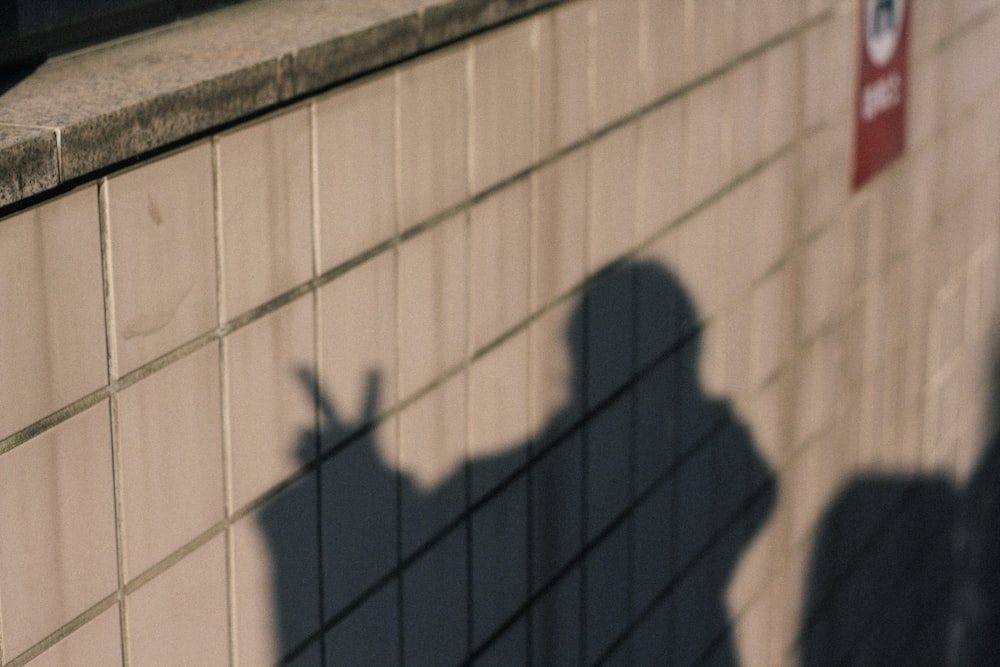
top-left (0, 0), bottom-right (245, 72)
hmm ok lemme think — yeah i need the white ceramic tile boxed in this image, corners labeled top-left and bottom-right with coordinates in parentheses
top-left (585, 265), bottom-right (636, 407)
top-left (759, 39), bottom-right (799, 158)
top-left (473, 617), bottom-right (527, 666)
top-left (471, 477), bottom-right (528, 645)
top-left (126, 535), bottom-right (229, 667)
top-left (788, 431), bottom-right (845, 547)
top-left (732, 0), bottom-right (765, 54)
top-left (909, 56), bottom-right (942, 152)
top-left (317, 73), bottom-right (397, 271)
top-left (584, 525), bottom-right (629, 664)
top-left (685, 0), bottom-right (737, 77)
top-left (637, 100), bottom-right (683, 241)
top-left (798, 120), bottom-right (852, 237)
top-left (667, 555), bottom-right (717, 664)
top-left (287, 641), bottom-right (323, 667)
top-left (802, 14), bottom-right (853, 131)
top-left (911, 0), bottom-right (945, 56)
top-left (398, 214), bottom-right (466, 399)
top-left (219, 107), bottom-right (312, 319)
top-left (752, 154), bottom-right (795, 278)
top-left (671, 441), bottom-right (716, 577)
top-left (631, 592), bottom-right (672, 661)
top-left (399, 373), bottom-right (466, 556)
top-left (470, 180), bottom-right (531, 349)
top-left (537, 1), bottom-right (590, 155)
top-left (634, 355), bottom-right (677, 493)
top-left (402, 524), bottom-right (468, 667)
top-left (793, 335), bottom-right (840, 446)
top-left (531, 566), bottom-right (581, 666)
top-left (804, 0), bottom-right (838, 19)
top-left (0, 403), bottom-right (116, 658)
top-left (724, 182), bottom-right (759, 302)
top-left (471, 20), bottom-right (535, 193)
top-left (591, 0), bottom-right (642, 129)
top-left (927, 277), bottom-right (966, 381)
top-left (632, 476), bottom-right (673, 612)
top-left (671, 197), bottom-right (728, 321)
top-left (727, 58), bottom-right (761, 177)
top-left (468, 332), bottom-right (529, 500)
top-left (585, 394), bottom-right (633, 539)
top-left (589, 123), bottom-right (639, 272)
top-left (763, 0), bottom-right (801, 38)
top-left (748, 270), bottom-right (789, 390)
top-left (234, 475), bottom-right (320, 666)
top-left (27, 605), bottom-right (122, 667)
top-left (942, 22), bottom-right (989, 125)
top-left (318, 251), bottom-right (395, 448)
top-left (799, 221), bottom-right (851, 340)
top-left (228, 295), bottom-right (315, 509)
top-left (633, 250), bottom-right (687, 367)
top-left (532, 149), bottom-right (587, 308)
top-left (529, 300), bottom-right (579, 446)
top-left (641, 0), bottom-right (687, 102)
top-left (530, 432), bottom-right (582, 586)
top-left (398, 44), bottom-right (468, 230)
top-left (325, 581), bottom-right (399, 665)
top-left (107, 143), bottom-right (216, 374)
top-left (683, 77), bottom-right (728, 211)
top-left (0, 186), bottom-right (106, 439)
top-left (118, 344), bottom-right (223, 578)
top-left (731, 585), bottom-right (774, 667)
top-left (321, 421), bottom-right (397, 616)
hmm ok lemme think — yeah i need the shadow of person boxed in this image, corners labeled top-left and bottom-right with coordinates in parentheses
top-left (800, 350), bottom-right (1000, 667)
top-left (950, 352), bottom-right (1000, 667)
top-left (260, 260), bottom-right (776, 666)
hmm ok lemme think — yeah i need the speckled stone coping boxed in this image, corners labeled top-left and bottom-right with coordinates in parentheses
top-left (0, 0), bottom-right (558, 212)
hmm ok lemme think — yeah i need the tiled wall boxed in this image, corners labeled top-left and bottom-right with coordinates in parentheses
top-left (2, 0), bottom-right (1000, 665)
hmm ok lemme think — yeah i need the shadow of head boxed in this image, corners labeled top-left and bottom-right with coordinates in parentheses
top-left (564, 259), bottom-right (774, 504)
top-left (563, 260), bottom-right (702, 411)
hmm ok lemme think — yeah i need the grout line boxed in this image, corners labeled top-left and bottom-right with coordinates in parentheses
top-left (100, 180), bottom-right (120, 386)
top-left (97, 177), bottom-right (131, 666)
top-left (54, 128), bottom-right (63, 184)
top-left (309, 100), bottom-right (322, 283)
top-left (307, 98), bottom-right (328, 664)
top-left (463, 36), bottom-right (476, 658)
top-left (391, 65), bottom-right (407, 667)
top-left (390, 59), bottom-right (406, 667)
top-left (212, 139), bottom-right (228, 330)
top-left (579, 2), bottom-right (596, 653)
top-left (213, 135), bottom-right (239, 667)
top-left (221, 337), bottom-right (239, 667)
top-left (0, 443), bottom-right (5, 659)
top-left (524, 14), bottom-right (542, 664)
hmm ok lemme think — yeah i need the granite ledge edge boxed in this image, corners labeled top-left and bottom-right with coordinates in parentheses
top-left (0, 0), bottom-right (560, 214)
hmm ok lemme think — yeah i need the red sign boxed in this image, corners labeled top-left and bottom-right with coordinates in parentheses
top-left (854, 0), bottom-right (909, 188)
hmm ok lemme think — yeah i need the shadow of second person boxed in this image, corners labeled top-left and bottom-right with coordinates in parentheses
top-left (261, 260), bottom-right (777, 666)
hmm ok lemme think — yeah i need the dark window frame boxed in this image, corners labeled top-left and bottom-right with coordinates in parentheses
top-left (1, 0), bottom-right (244, 72)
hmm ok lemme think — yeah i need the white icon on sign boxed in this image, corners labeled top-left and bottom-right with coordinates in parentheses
top-left (866, 0), bottom-right (905, 66)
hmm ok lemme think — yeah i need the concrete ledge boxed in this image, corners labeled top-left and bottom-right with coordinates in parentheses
top-left (0, 0), bottom-right (557, 211)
